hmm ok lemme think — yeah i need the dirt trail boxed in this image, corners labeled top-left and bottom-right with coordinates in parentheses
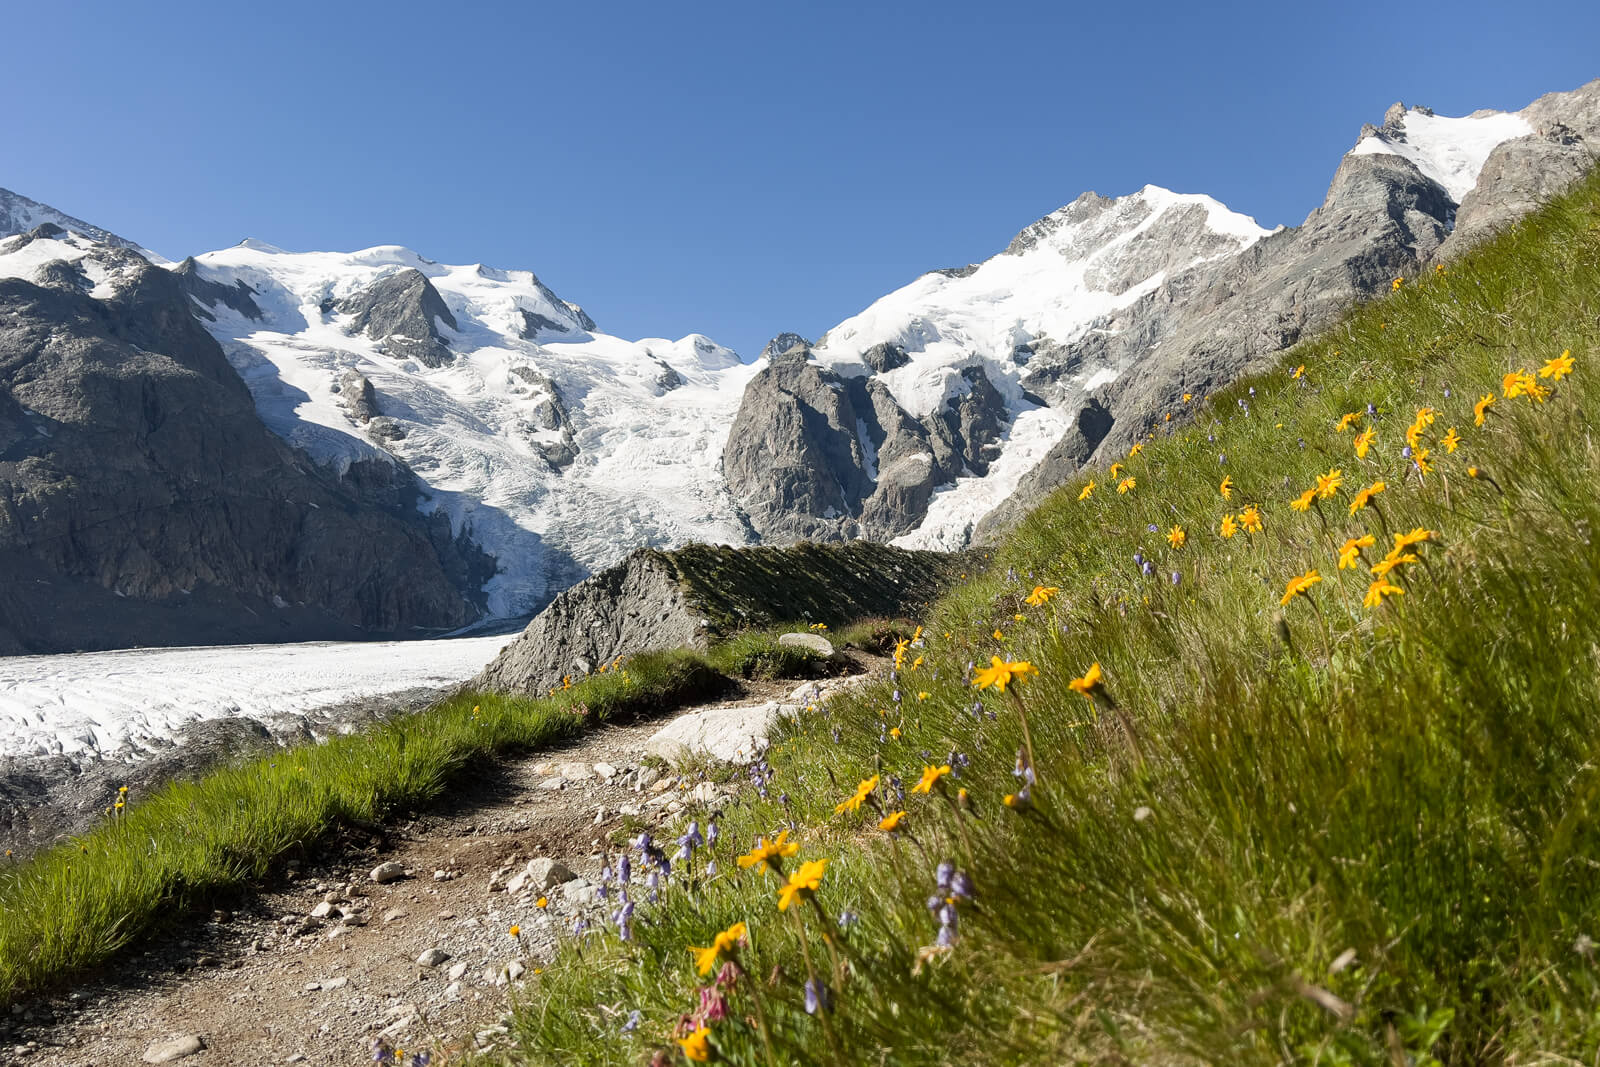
top-left (2, 668), bottom-right (872, 1066)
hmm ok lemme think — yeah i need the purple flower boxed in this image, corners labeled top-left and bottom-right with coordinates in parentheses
top-left (1133, 551), bottom-right (1144, 567)
top-left (935, 861), bottom-right (954, 889)
top-left (371, 1038), bottom-right (395, 1064)
top-left (1170, 571), bottom-right (1181, 586)
top-left (837, 910), bottom-right (859, 930)
top-left (699, 984), bottom-right (729, 1023)
top-left (804, 978), bottom-right (832, 1015)
top-left (617, 855), bottom-right (631, 885)
top-left (950, 871), bottom-right (975, 900)
top-left (409, 1054), bottom-right (430, 1067)
top-left (706, 821), bottom-right (719, 846)
top-left (1147, 524), bottom-right (1159, 534)
top-left (1141, 561), bottom-right (1154, 577)
top-left (622, 1009), bottom-right (641, 1033)
top-left (1402, 445), bottom-right (1413, 459)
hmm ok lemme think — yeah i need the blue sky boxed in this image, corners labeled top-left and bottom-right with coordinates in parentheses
top-left (4, 1), bottom-right (1597, 358)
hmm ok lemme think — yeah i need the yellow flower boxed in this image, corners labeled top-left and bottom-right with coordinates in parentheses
top-left (1219, 475), bottom-right (1234, 499)
top-left (1354, 427), bottom-right (1377, 458)
top-left (1393, 527), bottom-right (1439, 552)
top-left (1280, 569), bottom-right (1323, 607)
top-left (1024, 584), bottom-right (1060, 606)
top-left (678, 1025), bottom-right (713, 1062)
top-left (1290, 488), bottom-right (1316, 512)
top-left (1067, 661), bottom-right (1105, 701)
top-left (1183, 392), bottom-right (1193, 403)
top-left (691, 921), bottom-right (748, 976)
top-left (1077, 480), bottom-right (1096, 501)
top-left (1129, 442), bottom-right (1144, 458)
top-left (1370, 552), bottom-right (1418, 578)
top-left (889, 726), bottom-right (902, 740)
top-left (1414, 406), bottom-right (1437, 428)
top-left (776, 858), bottom-right (828, 911)
top-left (834, 774), bottom-right (880, 815)
top-left (737, 830), bottom-right (799, 870)
top-left (536, 896), bottom-right (549, 909)
top-left (1441, 427), bottom-right (1461, 453)
top-left (1338, 535), bottom-right (1376, 570)
top-left (509, 924), bottom-right (521, 938)
top-left (877, 811), bottom-right (906, 834)
top-left (1315, 468), bottom-right (1343, 499)
top-left (1166, 525), bottom-right (1186, 549)
top-left (911, 765), bottom-right (952, 794)
top-left (1239, 505), bottom-right (1263, 533)
top-left (1117, 477), bottom-right (1136, 494)
top-left (971, 656), bottom-right (1038, 692)
top-left (1391, 277), bottom-right (1403, 291)
top-left (1348, 480), bottom-right (1386, 515)
top-left (1334, 412), bottom-right (1361, 432)
top-left (1405, 421), bottom-right (1424, 450)
top-left (912, 655), bottom-right (924, 670)
top-left (1413, 447), bottom-right (1433, 475)
top-left (1109, 462), bottom-right (1125, 478)
top-left (1364, 578), bottom-right (1404, 608)
top-left (916, 691), bottom-right (930, 701)
top-left (1220, 513), bottom-right (1238, 539)
top-left (1539, 349), bottom-right (1574, 380)
top-left (1473, 394), bottom-right (1494, 426)
top-left (1292, 364), bottom-right (1306, 379)
top-left (992, 628), bottom-right (1005, 641)
top-left (1503, 369), bottom-right (1548, 402)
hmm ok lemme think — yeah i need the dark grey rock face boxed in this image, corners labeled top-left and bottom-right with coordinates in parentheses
top-left (973, 395), bottom-right (1112, 543)
top-left (0, 249), bottom-right (490, 654)
top-left (174, 256), bottom-right (262, 321)
top-left (337, 268), bottom-right (458, 368)
top-left (336, 369), bottom-right (379, 424)
top-left (723, 346), bottom-right (1012, 543)
top-left (509, 366), bottom-right (579, 469)
top-left (758, 332), bottom-right (812, 361)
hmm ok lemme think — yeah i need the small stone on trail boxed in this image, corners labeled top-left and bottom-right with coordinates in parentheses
top-left (142, 1035), bottom-right (206, 1063)
top-left (593, 762), bottom-right (617, 779)
top-left (322, 976), bottom-right (349, 990)
top-left (382, 908), bottom-right (408, 924)
top-left (558, 761), bottom-right (595, 780)
top-left (371, 861), bottom-right (407, 884)
top-left (417, 948), bottom-right (451, 967)
top-left (448, 961), bottom-right (470, 981)
top-left (538, 778), bottom-right (565, 791)
top-left (525, 857), bottom-right (575, 890)
top-left (309, 902), bottom-right (334, 919)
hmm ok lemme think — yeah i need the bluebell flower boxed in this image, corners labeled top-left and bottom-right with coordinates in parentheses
top-left (804, 977), bottom-right (832, 1015)
top-left (837, 910), bottom-right (859, 930)
top-left (410, 1054), bottom-right (430, 1067)
top-left (1402, 445), bottom-right (1413, 459)
top-left (1367, 403), bottom-right (1377, 416)
top-left (1170, 571), bottom-right (1181, 586)
top-left (935, 860), bottom-right (954, 889)
top-left (950, 871), bottom-right (975, 900)
top-left (706, 820), bottom-right (719, 846)
top-left (1141, 561), bottom-right (1154, 577)
top-left (617, 855), bottom-right (631, 886)
top-left (1133, 551), bottom-right (1144, 567)
top-left (371, 1038), bottom-right (395, 1064)
top-left (1219, 453), bottom-right (1226, 465)
top-left (1147, 523), bottom-right (1158, 534)
top-left (622, 1009), bottom-right (641, 1033)
top-left (705, 860), bottom-right (717, 876)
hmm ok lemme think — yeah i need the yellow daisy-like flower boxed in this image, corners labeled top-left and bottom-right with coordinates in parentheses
top-left (1353, 427), bottom-right (1377, 458)
top-left (992, 628), bottom-right (1004, 641)
top-left (737, 830), bottom-right (799, 870)
top-left (1315, 468), bottom-right (1343, 499)
top-left (1473, 393), bottom-right (1494, 426)
top-left (1441, 427), bottom-right (1461, 453)
top-left (1393, 527), bottom-right (1439, 552)
top-left (1364, 578), bottom-right (1404, 608)
top-left (911, 764), bottom-right (952, 795)
top-left (889, 726), bottom-right (902, 740)
top-left (1539, 349), bottom-right (1574, 380)
top-left (1279, 569), bottom-right (1323, 607)
top-left (1024, 584), bottom-right (1060, 605)
top-left (678, 1025), bottom-right (713, 1062)
top-left (1391, 277), bottom-right (1404, 291)
top-left (1292, 364), bottom-right (1306, 379)
top-left (834, 774), bottom-right (880, 815)
top-left (1503, 369), bottom-right (1548, 402)
top-left (1166, 525), bottom-right (1186, 549)
top-left (1109, 462), bottom-right (1125, 478)
top-left (1219, 475), bottom-right (1234, 499)
top-left (536, 896), bottom-right (549, 909)
top-left (1077, 480), bottom-right (1096, 502)
top-left (1219, 513), bottom-right (1238, 539)
top-left (1290, 488), bottom-right (1316, 512)
top-left (1347, 480), bottom-right (1385, 515)
top-left (1414, 406), bottom-right (1437, 428)
top-left (971, 656), bottom-right (1038, 692)
top-left (1239, 505), bottom-right (1263, 533)
top-left (1334, 412), bottom-right (1361, 432)
top-left (1117, 477), bottom-right (1136, 494)
top-left (878, 811), bottom-right (906, 833)
top-left (509, 924), bottom-right (521, 938)
top-left (777, 858), bottom-right (828, 912)
top-left (691, 921), bottom-right (748, 976)
top-left (1405, 422), bottom-right (1424, 450)
top-left (1183, 392), bottom-right (1193, 403)
top-left (1413, 447), bottom-right (1433, 475)
top-left (1337, 534), bottom-right (1376, 570)
top-left (1129, 442), bottom-right (1144, 458)
top-left (1370, 552), bottom-right (1419, 579)
top-left (916, 690), bottom-right (930, 701)
top-left (1067, 661), bottom-right (1105, 701)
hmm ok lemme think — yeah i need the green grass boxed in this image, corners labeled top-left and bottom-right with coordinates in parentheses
top-left (505, 171), bottom-right (1600, 1065)
top-left (0, 630), bottom-right (834, 1006)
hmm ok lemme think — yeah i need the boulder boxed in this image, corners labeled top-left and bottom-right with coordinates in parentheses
top-left (778, 632), bottom-right (834, 657)
top-left (643, 701), bottom-right (800, 766)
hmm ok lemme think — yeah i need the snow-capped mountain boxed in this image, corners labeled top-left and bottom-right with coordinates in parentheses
top-left (3, 79), bottom-right (1595, 647)
top-left (0, 186), bottom-right (163, 261)
top-left (182, 242), bottom-right (761, 618)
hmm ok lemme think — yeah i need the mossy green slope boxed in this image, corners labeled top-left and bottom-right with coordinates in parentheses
top-left (511, 170), bottom-right (1600, 1065)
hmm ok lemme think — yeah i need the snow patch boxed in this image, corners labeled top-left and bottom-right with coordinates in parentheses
top-left (1350, 108), bottom-right (1533, 202)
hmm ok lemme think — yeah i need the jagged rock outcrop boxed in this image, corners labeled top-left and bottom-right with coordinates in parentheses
top-left (758, 333), bottom-right (812, 361)
top-left (337, 268), bottom-right (457, 367)
top-left (973, 395), bottom-right (1113, 542)
top-left (174, 256), bottom-right (263, 321)
top-left (723, 345), bottom-right (1011, 543)
top-left (509, 366), bottom-right (579, 469)
top-left (336, 369), bottom-right (379, 424)
top-left (1440, 81), bottom-right (1600, 258)
top-left (476, 540), bottom-right (967, 695)
top-left (0, 242), bottom-right (490, 654)
top-left (0, 187), bottom-right (144, 253)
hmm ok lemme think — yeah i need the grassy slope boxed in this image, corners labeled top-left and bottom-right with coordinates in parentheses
top-left (0, 633), bottom-right (843, 1006)
top-left (512, 171), bottom-right (1600, 1065)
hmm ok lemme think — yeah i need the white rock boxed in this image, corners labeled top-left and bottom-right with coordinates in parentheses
top-left (778, 631), bottom-right (835, 657)
top-left (558, 761), bottom-right (595, 780)
top-left (382, 908), bottom-right (408, 924)
top-left (444, 981), bottom-right (462, 999)
top-left (309, 902), bottom-right (334, 919)
top-left (642, 701), bottom-right (799, 766)
top-left (370, 862), bottom-right (407, 884)
top-left (562, 879), bottom-right (598, 906)
top-left (636, 766), bottom-right (662, 790)
top-left (525, 857), bottom-right (575, 890)
top-left (417, 948), bottom-right (451, 967)
top-left (593, 762), bottom-right (617, 779)
top-left (448, 961), bottom-right (470, 981)
top-left (691, 782), bottom-right (718, 804)
top-left (322, 976), bottom-right (349, 991)
top-left (538, 777), bottom-right (565, 792)
top-left (142, 1035), bottom-right (206, 1063)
